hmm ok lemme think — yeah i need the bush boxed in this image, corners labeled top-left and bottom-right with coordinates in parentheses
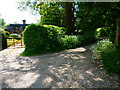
top-left (9, 34), bottom-right (21, 40)
top-left (4, 31), bottom-right (10, 37)
top-left (91, 39), bottom-right (120, 74)
top-left (101, 50), bottom-right (120, 74)
top-left (0, 28), bottom-right (10, 37)
top-left (21, 24), bottom-right (97, 56)
top-left (96, 27), bottom-right (110, 37)
top-left (0, 28), bottom-right (7, 50)
top-left (61, 35), bottom-right (79, 49)
top-left (10, 34), bottom-right (21, 37)
top-left (21, 24), bottom-right (65, 56)
top-left (77, 31), bottom-right (97, 46)
top-left (91, 39), bottom-right (115, 57)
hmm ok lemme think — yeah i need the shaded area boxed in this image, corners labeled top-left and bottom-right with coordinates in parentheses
top-left (0, 45), bottom-right (119, 88)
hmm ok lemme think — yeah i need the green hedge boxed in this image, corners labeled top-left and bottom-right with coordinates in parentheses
top-left (10, 34), bottom-right (20, 37)
top-left (21, 24), bottom-right (65, 56)
top-left (9, 34), bottom-right (21, 40)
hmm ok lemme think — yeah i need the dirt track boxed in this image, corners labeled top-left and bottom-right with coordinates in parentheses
top-left (0, 45), bottom-right (119, 88)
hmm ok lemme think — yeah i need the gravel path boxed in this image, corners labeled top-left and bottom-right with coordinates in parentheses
top-left (0, 45), bottom-right (119, 88)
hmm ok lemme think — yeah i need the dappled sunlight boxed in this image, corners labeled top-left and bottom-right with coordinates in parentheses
top-left (1, 50), bottom-right (41, 88)
top-left (5, 72), bottom-right (40, 88)
top-left (1, 45), bottom-right (119, 88)
top-left (93, 77), bottom-right (104, 81)
top-left (64, 47), bottom-right (86, 53)
top-left (43, 76), bottom-right (53, 86)
top-left (59, 53), bottom-right (86, 61)
top-left (86, 71), bottom-right (94, 76)
top-left (86, 70), bottom-right (104, 82)
top-left (7, 62), bottom-right (21, 69)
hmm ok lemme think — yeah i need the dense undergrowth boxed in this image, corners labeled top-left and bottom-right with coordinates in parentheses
top-left (91, 39), bottom-right (120, 74)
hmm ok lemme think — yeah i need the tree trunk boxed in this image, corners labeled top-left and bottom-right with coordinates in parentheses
top-left (115, 17), bottom-right (120, 48)
top-left (64, 2), bottom-right (75, 35)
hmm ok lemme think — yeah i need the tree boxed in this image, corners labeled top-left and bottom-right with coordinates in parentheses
top-left (115, 15), bottom-right (120, 48)
top-left (18, 2), bottom-right (65, 26)
top-left (38, 2), bottom-right (65, 27)
top-left (64, 2), bottom-right (75, 35)
top-left (18, 1), bottom-right (120, 45)
top-left (75, 2), bottom-right (120, 46)
top-left (0, 18), bottom-right (6, 28)
top-left (18, 1), bottom-right (75, 34)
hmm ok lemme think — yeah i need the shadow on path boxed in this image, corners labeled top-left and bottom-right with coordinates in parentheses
top-left (1, 44), bottom-right (119, 88)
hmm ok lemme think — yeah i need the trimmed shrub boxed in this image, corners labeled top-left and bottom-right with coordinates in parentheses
top-left (10, 34), bottom-right (21, 37)
top-left (91, 39), bottom-right (120, 74)
top-left (21, 24), bottom-right (65, 56)
top-left (8, 34), bottom-right (21, 40)
top-left (0, 28), bottom-right (7, 50)
top-left (61, 35), bottom-right (79, 49)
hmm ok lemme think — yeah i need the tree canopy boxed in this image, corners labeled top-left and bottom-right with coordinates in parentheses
top-left (18, 1), bottom-right (120, 46)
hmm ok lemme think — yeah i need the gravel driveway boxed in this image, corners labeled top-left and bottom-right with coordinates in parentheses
top-left (0, 45), bottom-right (119, 88)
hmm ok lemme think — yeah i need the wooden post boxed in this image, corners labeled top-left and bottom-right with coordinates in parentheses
top-left (6, 37), bottom-right (8, 48)
top-left (13, 37), bottom-right (15, 47)
top-left (21, 37), bottom-right (22, 47)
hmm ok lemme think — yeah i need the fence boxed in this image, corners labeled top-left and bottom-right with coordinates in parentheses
top-left (5, 37), bottom-right (23, 48)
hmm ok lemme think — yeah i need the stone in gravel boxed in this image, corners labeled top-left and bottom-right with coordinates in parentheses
top-left (64, 47), bottom-right (86, 53)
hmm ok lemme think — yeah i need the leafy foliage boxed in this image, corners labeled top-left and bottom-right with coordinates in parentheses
top-left (39, 2), bottom-right (65, 27)
top-left (10, 34), bottom-right (21, 37)
top-left (9, 34), bottom-right (21, 40)
top-left (77, 32), bottom-right (97, 46)
top-left (91, 39), bottom-right (115, 56)
top-left (61, 35), bottom-right (79, 49)
top-left (101, 50), bottom-right (120, 74)
top-left (18, 2), bottom-right (65, 27)
top-left (96, 27), bottom-right (111, 37)
top-left (91, 39), bottom-right (120, 74)
top-left (21, 23), bottom-right (97, 56)
top-left (18, 2), bottom-right (120, 39)
top-left (4, 31), bottom-right (10, 37)
top-left (21, 24), bottom-right (65, 56)
top-left (75, 2), bottom-right (120, 43)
